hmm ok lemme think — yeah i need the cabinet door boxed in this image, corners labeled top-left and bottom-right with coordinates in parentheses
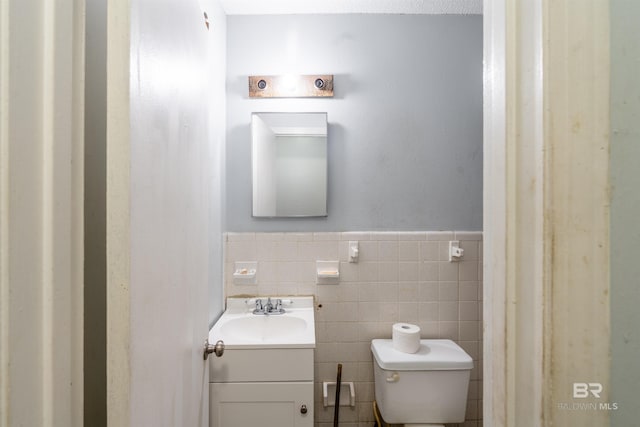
top-left (210, 382), bottom-right (313, 427)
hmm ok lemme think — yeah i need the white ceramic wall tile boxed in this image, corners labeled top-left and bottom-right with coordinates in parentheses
top-left (439, 261), bottom-right (459, 281)
top-left (339, 262), bottom-right (359, 282)
top-left (459, 282), bottom-right (479, 301)
top-left (282, 232), bottom-right (313, 241)
top-left (357, 302), bottom-right (380, 322)
top-left (418, 302), bottom-right (439, 321)
top-left (419, 241), bottom-right (440, 261)
top-left (460, 320), bottom-right (480, 341)
top-left (439, 301), bottom-right (459, 321)
top-left (439, 282), bottom-right (459, 301)
top-left (418, 282), bottom-right (439, 301)
top-left (398, 241), bottom-right (419, 260)
top-left (439, 321), bottom-right (460, 340)
top-left (370, 231), bottom-right (398, 241)
top-left (227, 232), bottom-right (255, 241)
top-left (340, 232), bottom-right (371, 241)
top-left (313, 232), bottom-right (341, 241)
top-left (460, 240), bottom-right (480, 260)
top-left (459, 301), bottom-right (479, 321)
top-left (378, 241), bottom-right (399, 261)
top-left (378, 262), bottom-right (398, 282)
top-left (396, 231), bottom-right (427, 240)
top-left (274, 241), bottom-right (299, 260)
top-left (438, 241), bottom-right (452, 261)
top-left (226, 241), bottom-right (257, 260)
top-left (419, 262), bottom-right (439, 281)
top-left (379, 302), bottom-right (399, 322)
top-left (357, 241), bottom-right (379, 261)
top-left (455, 231), bottom-right (483, 241)
top-left (459, 260), bottom-right (479, 281)
top-left (418, 321), bottom-right (439, 338)
top-left (357, 283), bottom-right (380, 302)
top-left (222, 231), bottom-right (483, 427)
top-left (358, 262), bottom-right (379, 282)
top-left (255, 232), bottom-right (284, 241)
top-left (398, 302), bottom-right (419, 322)
top-left (398, 262), bottom-right (419, 281)
top-left (377, 282), bottom-right (398, 302)
top-left (398, 282), bottom-right (419, 301)
top-left (426, 231), bottom-right (455, 240)
top-left (256, 240), bottom-right (278, 261)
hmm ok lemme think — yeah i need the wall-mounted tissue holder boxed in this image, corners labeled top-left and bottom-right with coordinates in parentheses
top-left (233, 261), bottom-right (257, 285)
top-left (316, 260), bottom-right (340, 284)
top-left (322, 381), bottom-right (355, 407)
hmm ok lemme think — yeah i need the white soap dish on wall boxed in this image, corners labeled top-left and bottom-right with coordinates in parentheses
top-left (322, 381), bottom-right (355, 407)
top-left (233, 261), bottom-right (257, 285)
top-left (316, 260), bottom-right (340, 284)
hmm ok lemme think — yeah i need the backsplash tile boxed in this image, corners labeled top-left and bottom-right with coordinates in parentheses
top-left (223, 231), bottom-right (483, 427)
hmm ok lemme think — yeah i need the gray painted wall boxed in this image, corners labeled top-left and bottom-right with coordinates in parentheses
top-left (611, 1), bottom-right (640, 424)
top-left (226, 14), bottom-right (483, 231)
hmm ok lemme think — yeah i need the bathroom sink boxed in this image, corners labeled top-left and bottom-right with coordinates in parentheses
top-left (220, 315), bottom-right (307, 341)
top-left (209, 296), bottom-right (315, 349)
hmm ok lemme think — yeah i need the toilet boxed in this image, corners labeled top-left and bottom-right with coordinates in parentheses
top-left (371, 338), bottom-right (473, 427)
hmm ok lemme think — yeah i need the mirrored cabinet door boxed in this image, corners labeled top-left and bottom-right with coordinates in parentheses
top-left (251, 112), bottom-right (328, 217)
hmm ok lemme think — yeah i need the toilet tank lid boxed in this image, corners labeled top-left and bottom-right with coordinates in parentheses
top-left (371, 339), bottom-right (473, 371)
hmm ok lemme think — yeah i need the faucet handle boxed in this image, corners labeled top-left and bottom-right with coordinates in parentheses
top-left (275, 299), bottom-right (283, 312)
top-left (254, 298), bottom-right (263, 312)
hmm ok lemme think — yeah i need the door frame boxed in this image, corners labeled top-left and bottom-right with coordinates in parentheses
top-left (0, 0), bottom-right (85, 425)
top-left (483, 1), bottom-right (611, 426)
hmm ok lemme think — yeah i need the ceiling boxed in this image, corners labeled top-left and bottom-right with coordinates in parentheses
top-left (219, 0), bottom-right (482, 15)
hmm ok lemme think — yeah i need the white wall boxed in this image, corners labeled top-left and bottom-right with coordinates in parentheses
top-left (225, 14), bottom-right (483, 232)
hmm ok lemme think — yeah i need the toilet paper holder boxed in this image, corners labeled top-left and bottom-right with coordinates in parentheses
top-left (322, 381), bottom-right (355, 407)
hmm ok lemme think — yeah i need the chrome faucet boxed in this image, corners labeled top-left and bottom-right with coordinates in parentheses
top-left (254, 298), bottom-right (263, 314)
top-left (252, 298), bottom-right (285, 315)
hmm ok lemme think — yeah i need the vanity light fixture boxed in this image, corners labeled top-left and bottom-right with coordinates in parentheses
top-left (249, 74), bottom-right (333, 98)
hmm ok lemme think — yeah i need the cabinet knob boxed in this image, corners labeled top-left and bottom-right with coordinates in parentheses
top-left (300, 404), bottom-right (308, 414)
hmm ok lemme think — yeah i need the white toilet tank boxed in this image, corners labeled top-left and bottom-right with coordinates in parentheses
top-left (371, 339), bottom-right (473, 425)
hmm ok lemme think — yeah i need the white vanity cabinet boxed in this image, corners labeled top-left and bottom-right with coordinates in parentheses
top-left (209, 348), bottom-right (314, 427)
top-left (208, 297), bottom-right (316, 427)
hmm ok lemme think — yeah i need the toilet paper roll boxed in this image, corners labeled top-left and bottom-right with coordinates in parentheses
top-left (392, 323), bottom-right (421, 353)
